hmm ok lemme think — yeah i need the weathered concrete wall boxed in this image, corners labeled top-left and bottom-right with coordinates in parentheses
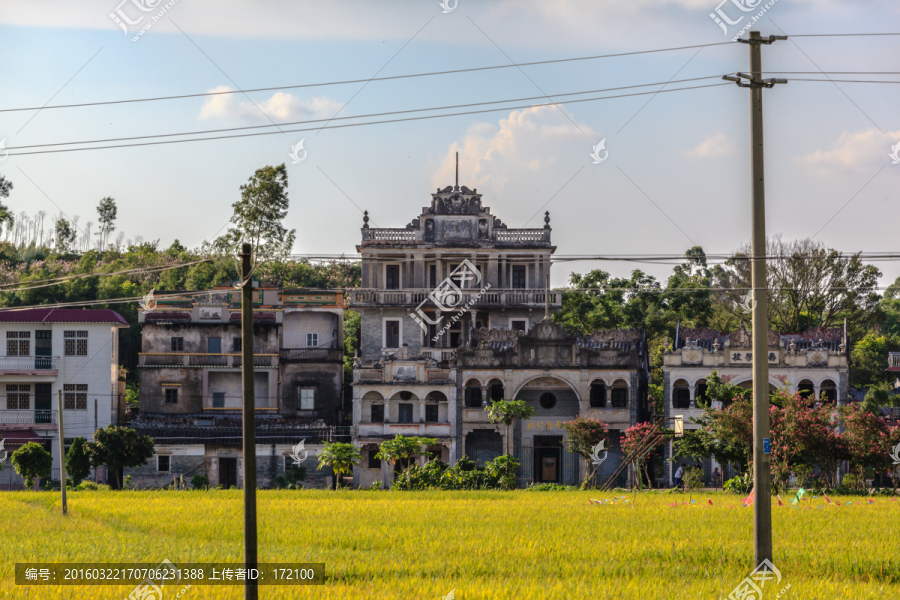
top-left (125, 444), bottom-right (335, 489)
top-left (139, 368), bottom-right (204, 413)
top-left (141, 323), bottom-right (279, 354)
top-left (283, 312), bottom-right (339, 348)
top-left (280, 362), bottom-right (343, 421)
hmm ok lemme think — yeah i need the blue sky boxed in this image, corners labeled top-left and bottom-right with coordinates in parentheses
top-left (1, 0), bottom-right (898, 287)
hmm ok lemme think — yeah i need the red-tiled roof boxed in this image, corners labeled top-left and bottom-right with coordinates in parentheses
top-left (0, 308), bottom-right (129, 326)
top-left (0, 429), bottom-right (44, 444)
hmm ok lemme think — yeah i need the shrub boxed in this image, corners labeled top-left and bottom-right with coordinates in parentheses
top-left (66, 437), bottom-right (92, 486)
top-left (191, 474), bottom-right (209, 490)
top-left (272, 476), bottom-right (287, 489)
top-left (75, 481), bottom-right (111, 491)
top-left (11, 442), bottom-right (53, 488)
top-left (724, 473), bottom-right (752, 494)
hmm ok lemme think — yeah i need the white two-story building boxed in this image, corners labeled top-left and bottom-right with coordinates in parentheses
top-left (0, 308), bottom-right (128, 489)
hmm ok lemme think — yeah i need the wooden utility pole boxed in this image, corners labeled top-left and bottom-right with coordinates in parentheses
top-left (57, 390), bottom-right (67, 515)
top-left (723, 31), bottom-right (787, 568)
top-left (241, 242), bottom-right (258, 600)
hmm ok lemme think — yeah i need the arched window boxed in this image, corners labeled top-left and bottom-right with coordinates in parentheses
top-left (465, 380), bottom-right (483, 408)
top-left (590, 381), bottom-right (607, 408)
top-left (673, 379), bottom-right (690, 409)
top-left (695, 380), bottom-right (709, 407)
top-left (611, 380), bottom-right (629, 408)
top-left (798, 380), bottom-right (815, 400)
top-left (489, 379), bottom-right (504, 402)
top-left (820, 380), bottom-right (837, 402)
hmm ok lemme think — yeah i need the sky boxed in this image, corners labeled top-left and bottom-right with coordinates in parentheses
top-left (1, 0), bottom-right (899, 288)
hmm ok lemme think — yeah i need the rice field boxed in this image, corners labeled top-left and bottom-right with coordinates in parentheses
top-left (0, 489), bottom-right (897, 599)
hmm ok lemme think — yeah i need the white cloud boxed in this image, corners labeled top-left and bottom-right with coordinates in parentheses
top-left (198, 86), bottom-right (342, 122)
top-left (801, 128), bottom-right (900, 173)
top-left (681, 133), bottom-right (735, 158)
top-left (431, 105), bottom-right (594, 194)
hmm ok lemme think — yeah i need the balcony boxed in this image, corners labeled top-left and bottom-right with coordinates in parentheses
top-left (357, 422), bottom-right (452, 438)
top-left (0, 410), bottom-right (56, 425)
top-left (0, 356), bottom-right (58, 375)
top-left (889, 353), bottom-right (900, 371)
top-left (279, 348), bottom-right (344, 363)
top-left (349, 288), bottom-right (561, 308)
top-left (138, 353), bottom-right (278, 368)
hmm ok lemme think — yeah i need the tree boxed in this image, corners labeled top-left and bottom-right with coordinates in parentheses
top-left (839, 403), bottom-right (892, 491)
top-left (850, 333), bottom-right (900, 388)
top-left (66, 437), bottom-right (92, 486)
top-left (485, 399), bottom-right (535, 457)
top-left (673, 372), bottom-right (753, 469)
top-left (622, 422), bottom-right (666, 489)
top-left (316, 442), bottom-right (361, 490)
top-left (560, 417), bottom-right (609, 489)
top-left (96, 197), bottom-right (117, 250)
top-left (718, 236), bottom-right (880, 337)
top-left (54, 217), bottom-right (77, 253)
top-left (222, 164), bottom-right (296, 260)
top-left (85, 425), bottom-right (155, 489)
top-left (0, 174), bottom-right (14, 237)
top-left (11, 442), bottom-right (53, 488)
top-left (375, 436), bottom-right (436, 482)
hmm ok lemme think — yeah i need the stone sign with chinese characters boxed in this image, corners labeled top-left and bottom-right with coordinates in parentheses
top-left (729, 350), bottom-right (779, 365)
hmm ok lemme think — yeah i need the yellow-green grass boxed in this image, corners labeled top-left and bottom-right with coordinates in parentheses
top-left (0, 490), bottom-right (897, 599)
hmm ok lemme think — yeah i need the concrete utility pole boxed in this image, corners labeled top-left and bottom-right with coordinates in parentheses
top-left (240, 242), bottom-right (258, 600)
top-left (57, 390), bottom-right (67, 514)
top-left (723, 31), bottom-right (787, 568)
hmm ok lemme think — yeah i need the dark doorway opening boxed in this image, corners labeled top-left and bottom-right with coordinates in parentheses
top-left (220, 458), bottom-right (238, 488)
top-left (534, 436), bottom-right (562, 483)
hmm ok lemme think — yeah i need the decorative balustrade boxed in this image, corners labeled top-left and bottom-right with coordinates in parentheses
top-left (890, 352), bottom-right (900, 369)
top-left (494, 229), bottom-right (551, 244)
top-left (361, 229), bottom-right (417, 243)
top-left (139, 353), bottom-right (278, 368)
top-left (0, 410), bottom-right (55, 425)
top-left (279, 348), bottom-right (343, 362)
top-left (0, 356), bottom-right (58, 372)
top-left (349, 288), bottom-right (561, 307)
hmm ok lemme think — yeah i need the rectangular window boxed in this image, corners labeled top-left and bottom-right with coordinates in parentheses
top-left (429, 264), bottom-right (437, 288)
top-left (306, 333), bottom-right (318, 348)
top-left (207, 337), bottom-right (221, 353)
top-left (300, 389), bottom-right (315, 410)
top-left (7, 331), bottom-right (30, 356)
top-left (511, 320), bottom-right (527, 334)
top-left (284, 456), bottom-right (294, 471)
top-left (512, 265), bottom-right (526, 289)
top-left (165, 388), bottom-right (179, 405)
top-left (171, 337), bottom-right (184, 352)
top-left (64, 331), bottom-right (88, 356)
top-left (157, 455), bottom-right (170, 472)
top-left (385, 264), bottom-right (400, 289)
top-left (212, 392), bottom-right (225, 408)
top-left (425, 404), bottom-right (439, 423)
top-left (371, 404), bottom-right (384, 423)
top-left (232, 338), bottom-right (242, 353)
top-left (63, 384), bottom-right (88, 410)
top-left (385, 320), bottom-right (400, 349)
top-left (6, 384), bottom-right (30, 410)
top-left (398, 403), bottom-right (413, 423)
top-left (611, 388), bottom-right (628, 408)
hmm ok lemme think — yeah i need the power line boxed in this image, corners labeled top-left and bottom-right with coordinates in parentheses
top-left (0, 42), bottom-right (736, 114)
top-left (0, 258), bottom-right (214, 291)
top-left (784, 32), bottom-right (900, 37)
top-left (6, 76), bottom-right (726, 152)
top-left (4, 82), bottom-right (730, 157)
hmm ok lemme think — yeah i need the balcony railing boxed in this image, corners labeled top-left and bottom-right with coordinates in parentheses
top-left (279, 348), bottom-right (344, 362)
top-left (890, 352), bottom-right (900, 369)
top-left (139, 353), bottom-right (277, 368)
top-left (0, 356), bottom-right (58, 372)
top-left (360, 227), bottom-right (551, 246)
top-left (349, 288), bottom-right (561, 308)
top-left (0, 410), bottom-right (56, 425)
